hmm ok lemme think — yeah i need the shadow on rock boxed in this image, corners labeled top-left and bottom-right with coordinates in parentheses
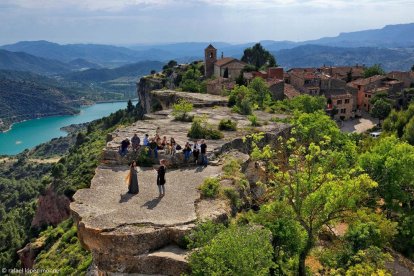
top-left (141, 197), bottom-right (162, 210)
top-left (119, 192), bottom-right (136, 203)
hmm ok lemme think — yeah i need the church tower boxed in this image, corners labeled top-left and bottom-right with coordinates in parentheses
top-left (204, 44), bottom-right (217, 78)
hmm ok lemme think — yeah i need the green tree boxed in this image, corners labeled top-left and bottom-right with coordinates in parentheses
top-left (163, 60), bottom-right (178, 70)
top-left (241, 43), bottom-right (277, 69)
top-left (127, 100), bottom-right (134, 112)
top-left (272, 139), bottom-right (376, 275)
top-left (402, 116), bottom-right (414, 145)
top-left (189, 225), bottom-right (275, 275)
top-left (411, 64), bottom-right (414, 72)
top-left (363, 64), bottom-right (385, 78)
top-left (247, 77), bottom-right (272, 108)
top-left (172, 99), bottom-right (193, 121)
top-left (370, 98), bottom-right (391, 125)
top-left (359, 136), bottom-right (414, 213)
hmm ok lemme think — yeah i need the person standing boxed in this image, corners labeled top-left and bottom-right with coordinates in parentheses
top-left (200, 139), bottom-right (208, 166)
top-left (183, 142), bottom-right (192, 162)
top-left (155, 159), bottom-right (167, 197)
top-left (149, 138), bottom-right (158, 159)
top-left (143, 134), bottom-right (150, 146)
top-left (193, 140), bottom-right (200, 164)
top-left (126, 161), bottom-right (139, 194)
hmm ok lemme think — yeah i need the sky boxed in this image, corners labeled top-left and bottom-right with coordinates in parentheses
top-left (0, 0), bottom-right (413, 45)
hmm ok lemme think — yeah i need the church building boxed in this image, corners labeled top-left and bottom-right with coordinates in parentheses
top-left (204, 44), bottom-right (246, 81)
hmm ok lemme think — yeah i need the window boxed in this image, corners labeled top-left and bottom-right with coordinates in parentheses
top-left (368, 95), bottom-right (371, 98)
top-left (345, 99), bottom-right (350, 104)
top-left (365, 94), bottom-right (367, 98)
top-left (340, 109), bottom-right (346, 114)
top-left (337, 100), bottom-right (342, 105)
top-left (364, 104), bottom-right (367, 107)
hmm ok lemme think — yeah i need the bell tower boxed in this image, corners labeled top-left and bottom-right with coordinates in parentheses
top-left (204, 44), bottom-right (217, 78)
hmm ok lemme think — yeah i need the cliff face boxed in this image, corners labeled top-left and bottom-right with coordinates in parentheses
top-left (31, 186), bottom-right (71, 228)
top-left (137, 77), bottom-right (164, 116)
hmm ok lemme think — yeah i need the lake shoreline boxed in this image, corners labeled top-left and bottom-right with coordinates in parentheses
top-left (0, 101), bottom-right (136, 156)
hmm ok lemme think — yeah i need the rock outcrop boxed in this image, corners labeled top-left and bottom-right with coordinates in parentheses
top-left (71, 80), bottom-right (291, 275)
top-left (31, 186), bottom-right (71, 228)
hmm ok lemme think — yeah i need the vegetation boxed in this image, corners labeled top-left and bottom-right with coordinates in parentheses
top-left (188, 116), bottom-right (223, 140)
top-left (0, 102), bottom-right (142, 272)
top-left (247, 114), bottom-right (261, 126)
top-left (271, 94), bottom-right (326, 114)
top-left (199, 177), bottom-right (221, 198)
top-left (189, 225), bottom-right (274, 276)
top-left (179, 62), bottom-right (206, 93)
top-left (383, 102), bottom-right (414, 144)
top-left (363, 64), bottom-right (385, 78)
top-left (228, 77), bottom-right (272, 115)
top-left (218, 119), bottom-right (237, 131)
top-left (172, 99), bottom-right (193, 121)
top-left (370, 98), bottom-right (391, 124)
top-left (241, 43), bottom-right (277, 70)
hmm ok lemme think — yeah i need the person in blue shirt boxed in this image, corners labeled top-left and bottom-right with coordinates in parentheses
top-left (143, 134), bottom-right (150, 146)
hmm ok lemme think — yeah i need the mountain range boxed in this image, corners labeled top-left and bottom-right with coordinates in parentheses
top-left (1, 23), bottom-right (414, 74)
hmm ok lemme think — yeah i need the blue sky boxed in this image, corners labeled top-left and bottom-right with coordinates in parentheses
top-left (0, 0), bottom-right (413, 45)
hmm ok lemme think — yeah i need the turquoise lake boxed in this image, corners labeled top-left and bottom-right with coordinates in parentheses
top-left (0, 101), bottom-right (136, 155)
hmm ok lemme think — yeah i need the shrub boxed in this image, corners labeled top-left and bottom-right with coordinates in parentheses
top-left (248, 114), bottom-right (261, 126)
top-left (136, 147), bottom-right (152, 167)
top-left (185, 220), bottom-right (226, 249)
top-left (189, 225), bottom-right (275, 276)
top-left (172, 99), bottom-right (193, 121)
top-left (188, 117), bottom-right (224, 140)
top-left (223, 188), bottom-right (241, 208)
top-left (218, 119), bottom-right (237, 131)
top-left (199, 177), bottom-right (221, 198)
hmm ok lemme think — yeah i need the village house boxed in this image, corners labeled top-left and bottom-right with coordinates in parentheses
top-left (325, 89), bottom-right (354, 120)
top-left (243, 67), bottom-right (285, 100)
top-left (386, 71), bottom-right (414, 88)
top-left (349, 75), bottom-right (404, 112)
top-left (320, 65), bottom-right (365, 82)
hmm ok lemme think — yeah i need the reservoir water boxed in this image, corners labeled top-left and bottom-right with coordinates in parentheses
top-left (0, 101), bottom-right (135, 155)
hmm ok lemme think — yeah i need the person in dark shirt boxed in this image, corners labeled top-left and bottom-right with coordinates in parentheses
top-left (200, 139), bottom-right (207, 166)
top-left (149, 138), bottom-right (158, 159)
top-left (183, 142), bottom-right (192, 162)
top-left (131, 134), bottom-right (140, 151)
top-left (155, 159), bottom-right (167, 197)
top-left (119, 138), bottom-right (130, 157)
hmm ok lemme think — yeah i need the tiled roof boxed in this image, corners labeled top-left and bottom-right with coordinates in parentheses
top-left (205, 44), bottom-right (216, 50)
top-left (284, 84), bottom-right (301, 99)
top-left (214, 57), bottom-right (237, 67)
top-left (350, 75), bottom-right (385, 86)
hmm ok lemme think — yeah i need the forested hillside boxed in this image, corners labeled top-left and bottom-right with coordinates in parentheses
top-left (0, 102), bottom-right (142, 272)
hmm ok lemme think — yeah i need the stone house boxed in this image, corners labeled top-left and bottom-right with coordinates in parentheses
top-left (349, 75), bottom-right (405, 112)
top-left (325, 89), bottom-right (354, 120)
top-left (320, 65), bottom-right (365, 82)
top-left (387, 71), bottom-right (414, 88)
top-left (288, 68), bottom-right (322, 95)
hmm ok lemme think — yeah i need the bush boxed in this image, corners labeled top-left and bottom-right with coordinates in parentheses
top-left (172, 99), bottom-right (193, 121)
top-left (185, 220), bottom-right (226, 249)
top-left (199, 177), bottom-right (221, 198)
top-left (189, 225), bottom-right (275, 276)
top-left (136, 147), bottom-right (152, 167)
top-left (248, 114), bottom-right (261, 126)
top-left (188, 117), bottom-right (224, 140)
top-left (223, 188), bottom-right (241, 209)
top-left (218, 119), bottom-right (237, 131)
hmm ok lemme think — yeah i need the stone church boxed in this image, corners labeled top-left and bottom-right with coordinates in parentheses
top-left (204, 44), bottom-right (246, 81)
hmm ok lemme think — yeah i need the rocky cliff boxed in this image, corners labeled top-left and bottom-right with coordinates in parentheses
top-left (71, 80), bottom-right (290, 275)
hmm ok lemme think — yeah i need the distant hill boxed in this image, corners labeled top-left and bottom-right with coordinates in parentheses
top-left (0, 41), bottom-right (171, 66)
top-left (0, 49), bottom-right (72, 75)
top-left (275, 45), bottom-right (414, 71)
top-left (63, 60), bottom-right (164, 82)
top-left (0, 70), bottom-right (79, 131)
top-left (307, 23), bottom-right (414, 48)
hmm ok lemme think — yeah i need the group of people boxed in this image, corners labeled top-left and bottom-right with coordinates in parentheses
top-left (118, 132), bottom-right (208, 166)
top-left (126, 159), bottom-right (167, 197)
